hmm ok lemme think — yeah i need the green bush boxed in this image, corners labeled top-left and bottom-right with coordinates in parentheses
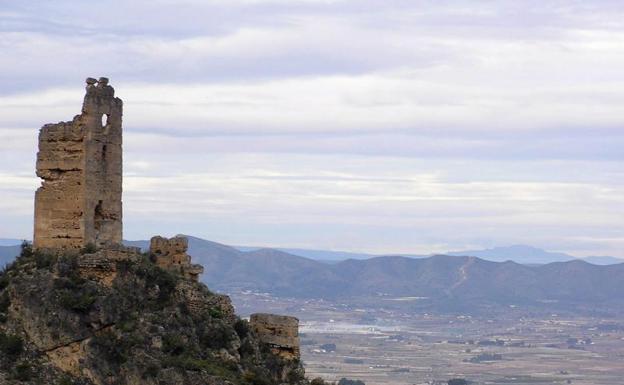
top-left (0, 267), bottom-right (11, 323)
top-left (132, 261), bottom-right (178, 305)
top-left (242, 368), bottom-right (273, 385)
top-left (53, 277), bottom-right (74, 291)
top-left (12, 241), bottom-right (58, 272)
top-left (90, 331), bottom-right (128, 365)
top-left (56, 255), bottom-right (86, 290)
top-left (0, 291), bottom-right (10, 313)
top-left (59, 289), bottom-right (97, 313)
top-left (118, 316), bottom-right (138, 333)
top-left (209, 307), bottom-right (223, 319)
top-left (162, 355), bottom-right (207, 371)
top-left (57, 375), bottom-right (75, 385)
top-left (152, 269), bottom-right (177, 303)
top-left (0, 332), bottom-right (23, 361)
top-left (19, 241), bottom-right (33, 259)
top-left (286, 368), bottom-right (305, 384)
top-left (54, 256), bottom-right (98, 314)
top-left (234, 319), bottom-right (250, 339)
top-left (11, 362), bottom-right (32, 381)
top-left (0, 271), bottom-right (10, 291)
top-left (162, 356), bottom-right (237, 379)
top-left (162, 334), bottom-right (186, 356)
top-left (142, 363), bottom-right (161, 379)
top-left (34, 250), bottom-right (57, 269)
top-left (198, 322), bottom-right (232, 350)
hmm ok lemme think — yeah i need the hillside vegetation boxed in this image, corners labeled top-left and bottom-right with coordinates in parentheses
top-left (0, 243), bottom-right (306, 385)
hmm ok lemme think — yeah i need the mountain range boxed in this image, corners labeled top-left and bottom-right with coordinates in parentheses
top-left (3, 237), bottom-right (621, 265)
top-left (1, 237), bottom-right (623, 314)
top-left (445, 244), bottom-right (624, 265)
top-left (238, 243), bottom-right (624, 265)
top-left (124, 237), bottom-right (624, 313)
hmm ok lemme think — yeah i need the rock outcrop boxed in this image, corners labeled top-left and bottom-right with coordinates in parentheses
top-left (0, 245), bottom-right (305, 385)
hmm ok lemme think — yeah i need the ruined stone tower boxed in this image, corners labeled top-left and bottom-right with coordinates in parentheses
top-left (34, 77), bottom-right (123, 250)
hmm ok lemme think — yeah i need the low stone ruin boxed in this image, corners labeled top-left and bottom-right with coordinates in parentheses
top-left (76, 244), bottom-right (142, 287)
top-left (250, 313), bottom-right (300, 360)
top-left (149, 236), bottom-right (204, 281)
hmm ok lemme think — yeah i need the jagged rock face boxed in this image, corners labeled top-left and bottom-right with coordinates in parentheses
top-left (34, 77), bottom-right (123, 251)
top-left (250, 313), bottom-right (300, 360)
top-left (0, 248), bottom-right (305, 385)
top-left (150, 236), bottom-right (204, 281)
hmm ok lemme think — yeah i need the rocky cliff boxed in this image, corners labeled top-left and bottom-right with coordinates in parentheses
top-left (0, 243), bottom-right (305, 385)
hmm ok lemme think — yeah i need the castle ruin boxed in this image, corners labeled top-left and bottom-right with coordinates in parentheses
top-left (32, 78), bottom-right (205, 284)
top-left (34, 77), bottom-right (123, 250)
top-left (31, 78), bottom-right (301, 360)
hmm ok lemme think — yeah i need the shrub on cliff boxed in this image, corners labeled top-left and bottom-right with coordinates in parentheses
top-left (0, 331), bottom-right (23, 362)
top-left (90, 330), bottom-right (130, 365)
top-left (58, 290), bottom-right (97, 313)
top-left (234, 318), bottom-right (250, 338)
top-left (310, 378), bottom-right (335, 385)
top-left (15, 241), bottom-right (57, 270)
top-left (124, 256), bottom-right (178, 306)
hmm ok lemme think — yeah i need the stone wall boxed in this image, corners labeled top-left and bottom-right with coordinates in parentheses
top-left (149, 236), bottom-right (204, 281)
top-left (250, 313), bottom-right (300, 360)
top-left (34, 77), bottom-right (123, 250)
top-left (77, 245), bottom-right (142, 287)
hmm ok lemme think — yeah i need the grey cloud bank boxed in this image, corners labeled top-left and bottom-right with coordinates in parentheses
top-left (1, 0), bottom-right (623, 256)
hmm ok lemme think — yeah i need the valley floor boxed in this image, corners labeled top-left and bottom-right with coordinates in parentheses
top-left (231, 292), bottom-right (624, 385)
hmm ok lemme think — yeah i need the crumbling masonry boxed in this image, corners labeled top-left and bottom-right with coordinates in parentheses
top-left (34, 77), bottom-right (122, 250)
top-left (149, 236), bottom-right (204, 281)
top-left (250, 313), bottom-right (300, 360)
top-left (32, 78), bottom-right (301, 360)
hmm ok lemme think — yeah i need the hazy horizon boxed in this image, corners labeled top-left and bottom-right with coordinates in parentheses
top-left (2, 1), bottom-right (623, 257)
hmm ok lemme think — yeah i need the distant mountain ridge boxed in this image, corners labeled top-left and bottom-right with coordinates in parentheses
top-left (186, 238), bottom-right (624, 313)
top-left (446, 245), bottom-right (624, 266)
top-left (1, 236), bottom-right (623, 313)
top-left (0, 245), bottom-right (20, 266)
top-left (446, 244), bottom-right (574, 264)
top-left (239, 242), bottom-right (623, 266)
top-left (0, 238), bottom-right (23, 246)
top-left (2, 238), bottom-right (622, 265)
top-left (235, 245), bottom-right (377, 262)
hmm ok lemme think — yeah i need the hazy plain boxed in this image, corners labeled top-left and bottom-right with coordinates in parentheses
top-left (232, 292), bottom-right (624, 385)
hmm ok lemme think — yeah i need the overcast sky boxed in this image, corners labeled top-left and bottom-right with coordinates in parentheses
top-left (1, 0), bottom-right (623, 256)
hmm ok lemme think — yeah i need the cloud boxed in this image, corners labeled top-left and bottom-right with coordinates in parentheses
top-left (1, 0), bottom-right (623, 256)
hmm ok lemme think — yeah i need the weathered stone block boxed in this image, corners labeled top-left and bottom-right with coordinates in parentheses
top-left (250, 313), bottom-right (300, 360)
top-left (149, 236), bottom-right (204, 281)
